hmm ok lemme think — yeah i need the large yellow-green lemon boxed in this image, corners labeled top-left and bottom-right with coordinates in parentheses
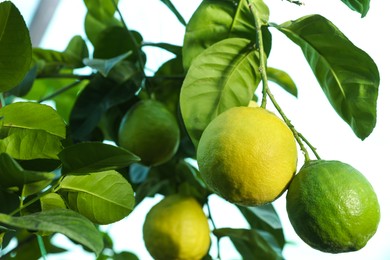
top-left (143, 194), bottom-right (210, 260)
top-left (118, 100), bottom-right (180, 166)
top-left (286, 160), bottom-right (380, 253)
top-left (197, 106), bottom-right (297, 206)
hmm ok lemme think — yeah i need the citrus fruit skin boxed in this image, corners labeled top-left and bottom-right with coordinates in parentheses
top-left (286, 160), bottom-right (380, 253)
top-left (197, 106), bottom-right (297, 206)
top-left (143, 194), bottom-right (210, 260)
top-left (118, 100), bottom-right (180, 166)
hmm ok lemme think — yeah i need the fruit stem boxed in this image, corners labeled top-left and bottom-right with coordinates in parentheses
top-left (266, 88), bottom-right (312, 162)
top-left (246, 0), bottom-right (269, 108)
top-left (298, 133), bottom-right (321, 160)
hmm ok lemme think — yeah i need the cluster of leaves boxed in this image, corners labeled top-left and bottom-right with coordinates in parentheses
top-left (0, 0), bottom-right (379, 259)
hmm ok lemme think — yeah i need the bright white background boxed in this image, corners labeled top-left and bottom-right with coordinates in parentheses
top-left (10, 0), bottom-right (390, 259)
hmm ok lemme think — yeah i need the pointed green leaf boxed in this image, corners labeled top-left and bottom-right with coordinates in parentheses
top-left (340, 0), bottom-right (370, 17)
top-left (0, 209), bottom-right (103, 255)
top-left (0, 1), bottom-right (32, 92)
top-left (64, 35), bottom-right (90, 67)
top-left (59, 142), bottom-right (140, 174)
top-left (0, 153), bottom-right (55, 189)
top-left (0, 102), bottom-right (66, 159)
top-left (213, 228), bottom-right (283, 260)
top-left (59, 170), bottom-right (135, 224)
top-left (180, 38), bottom-right (260, 146)
top-left (275, 15), bottom-right (379, 140)
top-left (267, 67), bottom-right (297, 97)
top-left (83, 50), bottom-right (133, 77)
top-left (183, 0), bottom-right (270, 70)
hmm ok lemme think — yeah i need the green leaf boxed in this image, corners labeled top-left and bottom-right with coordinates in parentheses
top-left (84, 0), bottom-right (118, 20)
top-left (151, 57), bottom-right (185, 115)
top-left (40, 192), bottom-right (67, 211)
top-left (0, 1), bottom-right (32, 92)
top-left (183, 0), bottom-right (270, 70)
top-left (0, 153), bottom-right (55, 189)
top-left (238, 204), bottom-right (285, 248)
top-left (0, 102), bottom-right (65, 138)
top-left (84, 12), bottom-right (122, 46)
top-left (94, 27), bottom-right (143, 60)
top-left (33, 36), bottom-right (88, 74)
top-left (64, 35), bottom-right (90, 67)
top-left (275, 15), bottom-right (379, 140)
top-left (160, 0), bottom-right (187, 26)
top-left (180, 38), bottom-right (260, 147)
top-left (69, 75), bottom-right (139, 141)
top-left (59, 142), bottom-right (140, 174)
top-left (340, 0), bottom-right (370, 17)
top-left (0, 102), bottom-right (66, 159)
top-left (0, 209), bottom-right (103, 255)
top-left (267, 67), bottom-right (297, 97)
top-left (84, 50), bottom-right (133, 77)
top-left (213, 228), bottom-right (283, 260)
top-left (59, 170), bottom-right (135, 224)
top-left (113, 251), bottom-right (139, 260)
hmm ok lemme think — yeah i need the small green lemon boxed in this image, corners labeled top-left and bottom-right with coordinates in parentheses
top-left (197, 106), bottom-right (297, 206)
top-left (286, 160), bottom-right (380, 253)
top-left (143, 194), bottom-right (210, 260)
top-left (118, 100), bottom-right (180, 166)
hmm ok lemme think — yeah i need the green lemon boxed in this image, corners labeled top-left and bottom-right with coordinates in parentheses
top-left (118, 100), bottom-right (180, 166)
top-left (143, 194), bottom-right (211, 260)
top-left (286, 160), bottom-right (380, 253)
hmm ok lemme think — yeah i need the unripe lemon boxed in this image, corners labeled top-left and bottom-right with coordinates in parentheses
top-left (197, 106), bottom-right (297, 206)
top-left (143, 194), bottom-right (211, 260)
top-left (286, 160), bottom-right (380, 253)
top-left (118, 100), bottom-right (180, 166)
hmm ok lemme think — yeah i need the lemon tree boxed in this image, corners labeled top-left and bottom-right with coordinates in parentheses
top-left (0, 0), bottom-right (382, 259)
